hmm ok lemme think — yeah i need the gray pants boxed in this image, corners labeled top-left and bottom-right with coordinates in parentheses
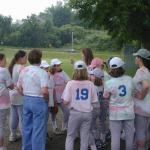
top-left (66, 110), bottom-right (92, 150)
top-left (135, 114), bottom-right (150, 150)
top-left (10, 105), bottom-right (23, 135)
top-left (110, 119), bottom-right (134, 150)
top-left (0, 109), bottom-right (9, 138)
top-left (89, 107), bottom-right (100, 145)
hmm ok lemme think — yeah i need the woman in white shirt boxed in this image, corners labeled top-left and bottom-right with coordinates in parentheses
top-left (17, 49), bottom-right (49, 150)
top-left (133, 48), bottom-right (150, 150)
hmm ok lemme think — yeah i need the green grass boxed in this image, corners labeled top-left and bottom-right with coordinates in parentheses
top-left (0, 46), bottom-right (135, 77)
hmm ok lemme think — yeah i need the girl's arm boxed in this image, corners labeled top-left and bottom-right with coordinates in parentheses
top-left (103, 90), bottom-right (110, 99)
top-left (42, 87), bottom-right (49, 100)
top-left (135, 80), bottom-right (149, 100)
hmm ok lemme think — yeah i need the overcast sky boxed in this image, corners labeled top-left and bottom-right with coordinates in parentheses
top-left (0, 0), bottom-right (63, 21)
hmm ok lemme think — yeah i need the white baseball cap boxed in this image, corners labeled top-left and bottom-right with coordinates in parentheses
top-left (50, 58), bottom-right (62, 66)
top-left (109, 57), bottom-right (125, 69)
top-left (92, 68), bottom-right (104, 78)
top-left (74, 60), bottom-right (87, 70)
top-left (40, 60), bottom-right (50, 68)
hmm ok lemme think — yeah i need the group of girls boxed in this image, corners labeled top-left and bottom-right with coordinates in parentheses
top-left (0, 47), bottom-right (150, 150)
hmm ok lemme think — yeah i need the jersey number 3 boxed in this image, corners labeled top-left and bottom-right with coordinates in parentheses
top-left (118, 85), bottom-right (126, 97)
top-left (76, 88), bottom-right (89, 100)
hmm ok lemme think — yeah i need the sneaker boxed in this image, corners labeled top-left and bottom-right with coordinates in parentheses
top-left (121, 130), bottom-right (125, 140)
top-left (95, 139), bottom-right (107, 149)
top-left (53, 128), bottom-right (62, 135)
top-left (9, 134), bottom-right (21, 142)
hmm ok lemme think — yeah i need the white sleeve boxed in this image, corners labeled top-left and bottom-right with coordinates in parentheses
top-left (63, 71), bottom-right (70, 82)
top-left (40, 71), bottom-right (49, 88)
top-left (61, 82), bottom-right (71, 103)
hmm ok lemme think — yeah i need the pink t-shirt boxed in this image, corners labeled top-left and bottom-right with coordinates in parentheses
top-left (53, 71), bottom-right (70, 103)
top-left (62, 80), bottom-right (98, 112)
top-left (0, 67), bottom-right (13, 109)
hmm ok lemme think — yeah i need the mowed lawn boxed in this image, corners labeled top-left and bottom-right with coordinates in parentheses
top-left (0, 46), bottom-right (124, 77)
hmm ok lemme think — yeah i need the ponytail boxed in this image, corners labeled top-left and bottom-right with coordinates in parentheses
top-left (8, 50), bottom-right (26, 76)
top-left (8, 58), bottom-right (16, 76)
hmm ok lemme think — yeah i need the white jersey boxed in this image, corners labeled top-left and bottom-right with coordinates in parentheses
top-left (9, 64), bottom-right (24, 105)
top-left (62, 80), bottom-right (98, 112)
top-left (93, 85), bottom-right (103, 108)
top-left (17, 65), bottom-right (49, 97)
top-left (104, 75), bottom-right (135, 120)
top-left (133, 67), bottom-right (150, 117)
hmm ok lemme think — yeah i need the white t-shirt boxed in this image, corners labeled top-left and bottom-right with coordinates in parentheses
top-left (53, 71), bottom-right (70, 103)
top-left (9, 64), bottom-right (24, 105)
top-left (133, 67), bottom-right (150, 117)
top-left (0, 67), bottom-right (13, 109)
top-left (62, 80), bottom-right (98, 112)
top-left (17, 65), bottom-right (49, 97)
top-left (104, 75), bottom-right (135, 120)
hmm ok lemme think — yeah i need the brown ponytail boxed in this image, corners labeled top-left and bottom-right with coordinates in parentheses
top-left (8, 50), bottom-right (26, 76)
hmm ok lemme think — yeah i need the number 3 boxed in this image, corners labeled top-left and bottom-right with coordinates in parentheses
top-left (76, 88), bottom-right (89, 100)
top-left (118, 85), bottom-right (126, 97)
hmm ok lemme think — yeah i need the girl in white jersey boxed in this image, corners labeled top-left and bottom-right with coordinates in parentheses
top-left (89, 68), bottom-right (104, 150)
top-left (62, 60), bottom-right (98, 150)
top-left (50, 58), bottom-right (70, 133)
top-left (8, 50), bottom-right (27, 142)
top-left (0, 53), bottom-right (13, 150)
top-left (103, 57), bottom-right (135, 150)
top-left (89, 57), bottom-right (109, 145)
top-left (133, 48), bottom-right (150, 150)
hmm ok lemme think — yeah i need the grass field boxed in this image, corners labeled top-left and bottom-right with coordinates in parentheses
top-left (0, 46), bottom-right (136, 77)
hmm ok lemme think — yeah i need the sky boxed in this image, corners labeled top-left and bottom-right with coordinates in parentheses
top-left (0, 0), bottom-right (63, 22)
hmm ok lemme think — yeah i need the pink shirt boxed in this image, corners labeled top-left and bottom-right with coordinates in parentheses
top-left (62, 80), bottom-right (98, 112)
top-left (53, 71), bottom-right (70, 103)
top-left (0, 67), bottom-right (13, 109)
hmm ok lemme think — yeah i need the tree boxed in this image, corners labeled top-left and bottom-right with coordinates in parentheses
top-left (46, 1), bottom-right (72, 27)
top-left (68, 0), bottom-right (150, 49)
top-left (0, 15), bottom-right (12, 44)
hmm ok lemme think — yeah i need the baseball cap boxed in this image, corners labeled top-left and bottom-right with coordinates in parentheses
top-left (92, 68), bottom-right (104, 79)
top-left (74, 60), bottom-right (87, 70)
top-left (50, 58), bottom-right (62, 66)
top-left (90, 57), bottom-right (104, 68)
top-left (109, 57), bottom-right (125, 69)
top-left (133, 48), bottom-right (150, 60)
top-left (40, 60), bottom-right (50, 68)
